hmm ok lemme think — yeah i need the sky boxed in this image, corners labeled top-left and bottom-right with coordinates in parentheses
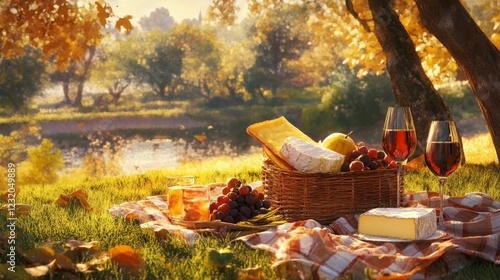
top-left (107, 0), bottom-right (246, 25)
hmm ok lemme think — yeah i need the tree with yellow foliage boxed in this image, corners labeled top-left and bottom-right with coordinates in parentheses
top-left (0, 0), bottom-right (132, 70)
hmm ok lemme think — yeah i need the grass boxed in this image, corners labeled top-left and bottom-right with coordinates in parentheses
top-left (1, 135), bottom-right (500, 279)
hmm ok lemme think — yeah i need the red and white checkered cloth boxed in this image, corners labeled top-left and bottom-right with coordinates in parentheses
top-left (108, 191), bottom-right (500, 279)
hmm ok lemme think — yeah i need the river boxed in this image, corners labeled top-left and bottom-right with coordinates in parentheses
top-left (60, 137), bottom-right (261, 175)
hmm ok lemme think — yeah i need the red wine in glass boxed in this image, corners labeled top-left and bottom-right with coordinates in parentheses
top-left (425, 120), bottom-right (462, 230)
top-left (382, 129), bottom-right (417, 162)
top-left (382, 107), bottom-right (417, 208)
top-left (425, 142), bottom-right (461, 177)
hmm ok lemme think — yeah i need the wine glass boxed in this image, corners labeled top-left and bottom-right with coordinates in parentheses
top-left (425, 120), bottom-right (462, 229)
top-left (382, 107), bottom-right (417, 207)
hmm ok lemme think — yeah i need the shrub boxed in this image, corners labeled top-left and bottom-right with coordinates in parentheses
top-left (438, 84), bottom-right (482, 120)
top-left (17, 138), bottom-right (64, 185)
top-left (0, 123), bottom-right (41, 189)
top-left (302, 72), bottom-right (395, 139)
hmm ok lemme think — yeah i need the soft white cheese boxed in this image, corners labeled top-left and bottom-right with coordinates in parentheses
top-left (358, 207), bottom-right (437, 240)
top-left (280, 136), bottom-right (345, 173)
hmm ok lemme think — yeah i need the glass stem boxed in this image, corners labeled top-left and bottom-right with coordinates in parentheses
top-left (438, 177), bottom-right (446, 230)
top-left (396, 161), bottom-right (403, 208)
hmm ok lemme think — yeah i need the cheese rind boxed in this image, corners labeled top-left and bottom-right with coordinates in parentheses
top-left (280, 137), bottom-right (345, 173)
top-left (358, 208), bottom-right (437, 240)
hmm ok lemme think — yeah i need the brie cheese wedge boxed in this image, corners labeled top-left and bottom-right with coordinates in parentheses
top-left (280, 136), bottom-right (344, 173)
top-left (358, 207), bottom-right (437, 240)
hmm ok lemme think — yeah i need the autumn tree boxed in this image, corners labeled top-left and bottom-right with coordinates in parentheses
top-left (243, 2), bottom-right (312, 101)
top-left (0, 0), bottom-right (131, 69)
top-left (138, 7), bottom-right (176, 32)
top-left (120, 29), bottom-right (184, 98)
top-left (171, 22), bottom-right (222, 99)
top-left (0, 47), bottom-right (45, 114)
top-left (91, 41), bottom-right (133, 104)
top-left (48, 45), bottom-right (98, 107)
top-left (214, 23), bottom-right (256, 102)
top-left (1, 0), bottom-right (133, 109)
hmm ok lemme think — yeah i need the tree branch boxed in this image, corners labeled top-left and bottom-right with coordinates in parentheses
top-left (345, 0), bottom-right (371, 32)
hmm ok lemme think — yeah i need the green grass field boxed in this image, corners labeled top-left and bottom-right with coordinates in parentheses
top-left (1, 134), bottom-right (499, 279)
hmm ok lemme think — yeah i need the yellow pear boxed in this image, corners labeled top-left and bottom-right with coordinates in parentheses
top-left (321, 131), bottom-right (357, 163)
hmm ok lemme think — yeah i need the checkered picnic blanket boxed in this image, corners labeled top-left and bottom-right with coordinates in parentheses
top-left (108, 192), bottom-right (500, 279)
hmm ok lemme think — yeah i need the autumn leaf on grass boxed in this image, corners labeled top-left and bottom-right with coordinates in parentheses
top-left (0, 203), bottom-right (30, 215)
top-left (21, 246), bottom-right (56, 265)
top-left (20, 247), bottom-right (56, 277)
top-left (237, 266), bottom-right (264, 280)
top-left (0, 187), bottom-right (20, 202)
top-left (109, 245), bottom-right (144, 277)
top-left (55, 254), bottom-right (76, 270)
top-left (65, 239), bottom-right (100, 261)
top-left (66, 239), bottom-right (99, 253)
top-left (56, 189), bottom-right (93, 211)
top-left (24, 259), bottom-right (55, 278)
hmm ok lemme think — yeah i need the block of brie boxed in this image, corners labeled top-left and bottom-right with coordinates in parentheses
top-left (358, 208), bottom-right (437, 240)
top-left (280, 136), bottom-right (344, 173)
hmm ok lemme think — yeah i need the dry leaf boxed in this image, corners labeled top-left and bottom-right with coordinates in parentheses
top-left (21, 246), bottom-right (56, 265)
top-left (109, 245), bottom-right (144, 276)
top-left (24, 260), bottom-right (55, 277)
top-left (56, 189), bottom-right (93, 211)
top-left (55, 253), bottom-right (76, 270)
top-left (0, 203), bottom-right (30, 215)
top-left (66, 240), bottom-right (99, 252)
top-left (194, 134), bottom-right (207, 143)
top-left (0, 188), bottom-right (20, 202)
top-left (237, 266), bottom-right (264, 280)
top-left (75, 193), bottom-right (93, 211)
top-left (56, 194), bottom-right (71, 206)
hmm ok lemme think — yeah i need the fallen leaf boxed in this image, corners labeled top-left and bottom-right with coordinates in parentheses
top-left (194, 134), bottom-right (207, 143)
top-left (109, 245), bottom-right (144, 276)
top-left (56, 189), bottom-right (93, 211)
top-left (66, 240), bottom-right (99, 252)
top-left (55, 253), bottom-right (75, 270)
top-left (0, 203), bottom-right (30, 215)
top-left (56, 194), bottom-right (71, 206)
top-left (21, 246), bottom-right (56, 265)
top-left (24, 260), bottom-right (55, 277)
top-left (75, 193), bottom-right (93, 211)
top-left (0, 188), bottom-right (20, 202)
top-left (237, 266), bottom-right (264, 280)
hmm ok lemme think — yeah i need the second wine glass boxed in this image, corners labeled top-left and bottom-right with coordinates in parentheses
top-left (425, 120), bottom-right (462, 229)
top-left (382, 106), bottom-right (417, 207)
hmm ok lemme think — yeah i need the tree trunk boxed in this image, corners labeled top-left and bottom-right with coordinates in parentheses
top-left (62, 80), bottom-right (71, 105)
top-left (366, 0), bottom-right (453, 159)
top-left (73, 45), bottom-right (96, 107)
top-left (73, 80), bottom-right (84, 107)
top-left (414, 0), bottom-right (500, 165)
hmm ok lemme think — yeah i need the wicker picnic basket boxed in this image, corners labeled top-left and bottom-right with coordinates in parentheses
top-left (261, 159), bottom-right (404, 224)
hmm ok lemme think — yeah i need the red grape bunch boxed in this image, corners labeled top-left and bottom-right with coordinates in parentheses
top-left (210, 177), bottom-right (272, 224)
top-left (340, 142), bottom-right (398, 172)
